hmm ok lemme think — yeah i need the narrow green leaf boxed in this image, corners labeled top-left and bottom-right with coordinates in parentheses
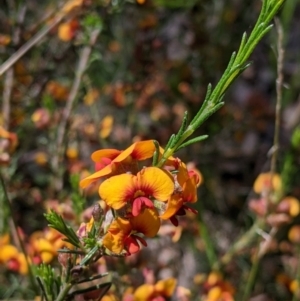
top-left (177, 135), bottom-right (209, 150)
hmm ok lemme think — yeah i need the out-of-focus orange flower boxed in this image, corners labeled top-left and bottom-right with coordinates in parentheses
top-left (0, 233), bottom-right (10, 245)
top-left (84, 89), bottom-right (100, 106)
top-left (138, 14), bottom-right (157, 29)
top-left (0, 245), bottom-right (19, 262)
top-left (14, 61), bottom-right (33, 85)
top-left (34, 151), bottom-right (48, 166)
top-left (97, 292), bottom-right (119, 301)
top-left (61, 0), bottom-right (83, 14)
top-left (31, 108), bottom-right (51, 129)
top-left (277, 196), bottom-right (300, 217)
top-left (203, 272), bottom-right (235, 301)
top-left (100, 115), bottom-right (114, 139)
top-left (253, 172), bottom-right (282, 194)
top-left (66, 146), bottom-right (79, 159)
top-left (58, 19), bottom-right (80, 41)
top-left (0, 34), bottom-right (11, 46)
top-left (80, 140), bottom-right (156, 188)
top-left (108, 40), bottom-right (121, 53)
top-left (99, 166), bottom-right (174, 216)
top-left (134, 278), bottom-right (177, 301)
top-left (0, 242), bottom-right (29, 275)
top-left (0, 126), bottom-right (18, 152)
top-left (29, 228), bottom-right (72, 264)
top-left (103, 208), bottom-right (160, 254)
top-left (45, 81), bottom-right (69, 101)
top-left (288, 225), bottom-right (300, 244)
top-left (113, 82), bottom-right (126, 107)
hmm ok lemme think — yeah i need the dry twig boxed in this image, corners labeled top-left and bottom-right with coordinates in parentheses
top-left (2, 5), bottom-right (27, 129)
top-left (51, 28), bottom-right (101, 191)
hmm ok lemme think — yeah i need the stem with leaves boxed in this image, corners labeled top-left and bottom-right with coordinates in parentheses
top-left (157, 0), bottom-right (285, 166)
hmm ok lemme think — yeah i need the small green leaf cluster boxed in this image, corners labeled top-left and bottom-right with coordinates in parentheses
top-left (36, 264), bottom-right (61, 301)
top-left (45, 210), bottom-right (82, 249)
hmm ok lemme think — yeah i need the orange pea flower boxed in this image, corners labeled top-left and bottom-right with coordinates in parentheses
top-left (103, 208), bottom-right (160, 254)
top-left (80, 140), bottom-right (156, 188)
top-left (99, 167), bottom-right (174, 216)
top-left (159, 158), bottom-right (198, 225)
top-left (203, 272), bottom-right (235, 301)
top-left (134, 278), bottom-right (177, 301)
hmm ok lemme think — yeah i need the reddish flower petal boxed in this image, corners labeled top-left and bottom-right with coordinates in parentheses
top-left (170, 216), bottom-right (179, 226)
top-left (182, 176), bottom-right (198, 203)
top-left (132, 198), bottom-right (143, 217)
top-left (134, 235), bottom-right (147, 247)
top-left (95, 157), bottom-right (113, 171)
top-left (114, 140), bottom-right (155, 163)
top-left (124, 236), bottom-right (140, 254)
top-left (79, 164), bottom-right (112, 188)
top-left (132, 197), bottom-right (154, 216)
top-left (91, 149), bottom-right (121, 162)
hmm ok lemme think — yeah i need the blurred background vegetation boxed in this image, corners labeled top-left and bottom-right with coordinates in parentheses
top-left (1, 0), bottom-right (300, 300)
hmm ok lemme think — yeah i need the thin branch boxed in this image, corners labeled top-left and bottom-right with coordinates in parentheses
top-left (256, 18), bottom-right (285, 259)
top-left (2, 4), bottom-right (27, 130)
top-left (0, 0), bottom-right (83, 77)
top-left (0, 14), bottom-right (65, 76)
top-left (270, 18), bottom-right (284, 177)
top-left (2, 69), bottom-right (14, 129)
top-left (51, 28), bottom-right (101, 191)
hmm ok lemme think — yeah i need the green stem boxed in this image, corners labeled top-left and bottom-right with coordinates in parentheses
top-left (216, 219), bottom-right (265, 269)
top-left (55, 282), bottom-right (73, 301)
top-left (241, 251), bottom-right (260, 301)
top-left (198, 204), bottom-right (218, 270)
top-left (157, 0), bottom-right (286, 166)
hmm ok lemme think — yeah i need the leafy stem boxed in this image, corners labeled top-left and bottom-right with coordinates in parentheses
top-left (157, 0), bottom-right (285, 165)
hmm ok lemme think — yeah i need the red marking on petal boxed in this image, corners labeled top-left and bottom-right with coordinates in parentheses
top-left (170, 216), bottom-right (179, 227)
top-left (95, 157), bottom-right (112, 171)
top-left (134, 235), bottom-right (147, 247)
top-left (143, 197), bottom-right (154, 209)
top-left (183, 205), bottom-right (198, 214)
top-left (124, 236), bottom-right (140, 254)
top-left (132, 198), bottom-right (143, 216)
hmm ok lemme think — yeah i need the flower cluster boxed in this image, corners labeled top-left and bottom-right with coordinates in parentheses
top-left (80, 140), bottom-right (201, 255)
top-left (0, 228), bottom-right (71, 275)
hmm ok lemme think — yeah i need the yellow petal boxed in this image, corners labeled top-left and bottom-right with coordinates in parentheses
top-left (92, 149), bottom-right (121, 162)
top-left (103, 218), bottom-right (131, 253)
top-left (80, 164), bottom-right (112, 188)
top-left (16, 253), bottom-right (29, 275)
top-left (131, 208), bottom-right (160, 237)
top-left (253, 172), bottom-right (281, 194)
top-left (0, 245), bottom-right (19, 261)
top-left (134, 284), bottom-right (155, 300)
top-left (160, 194), bottom-right (183, 220)
top-left (99, 173), bottom-right (135, 209)
top-left (155, 278), bottom-right (177, 297)
top-left (100, 115), bottom-right (114, 139)
top-left (138, 167), bottom-right (174, 201)
top-left (0, 233), bottom-right (10, 245)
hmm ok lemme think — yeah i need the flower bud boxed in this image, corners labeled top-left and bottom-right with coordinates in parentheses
top-left (92, 203), bottom-right (104, 223)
